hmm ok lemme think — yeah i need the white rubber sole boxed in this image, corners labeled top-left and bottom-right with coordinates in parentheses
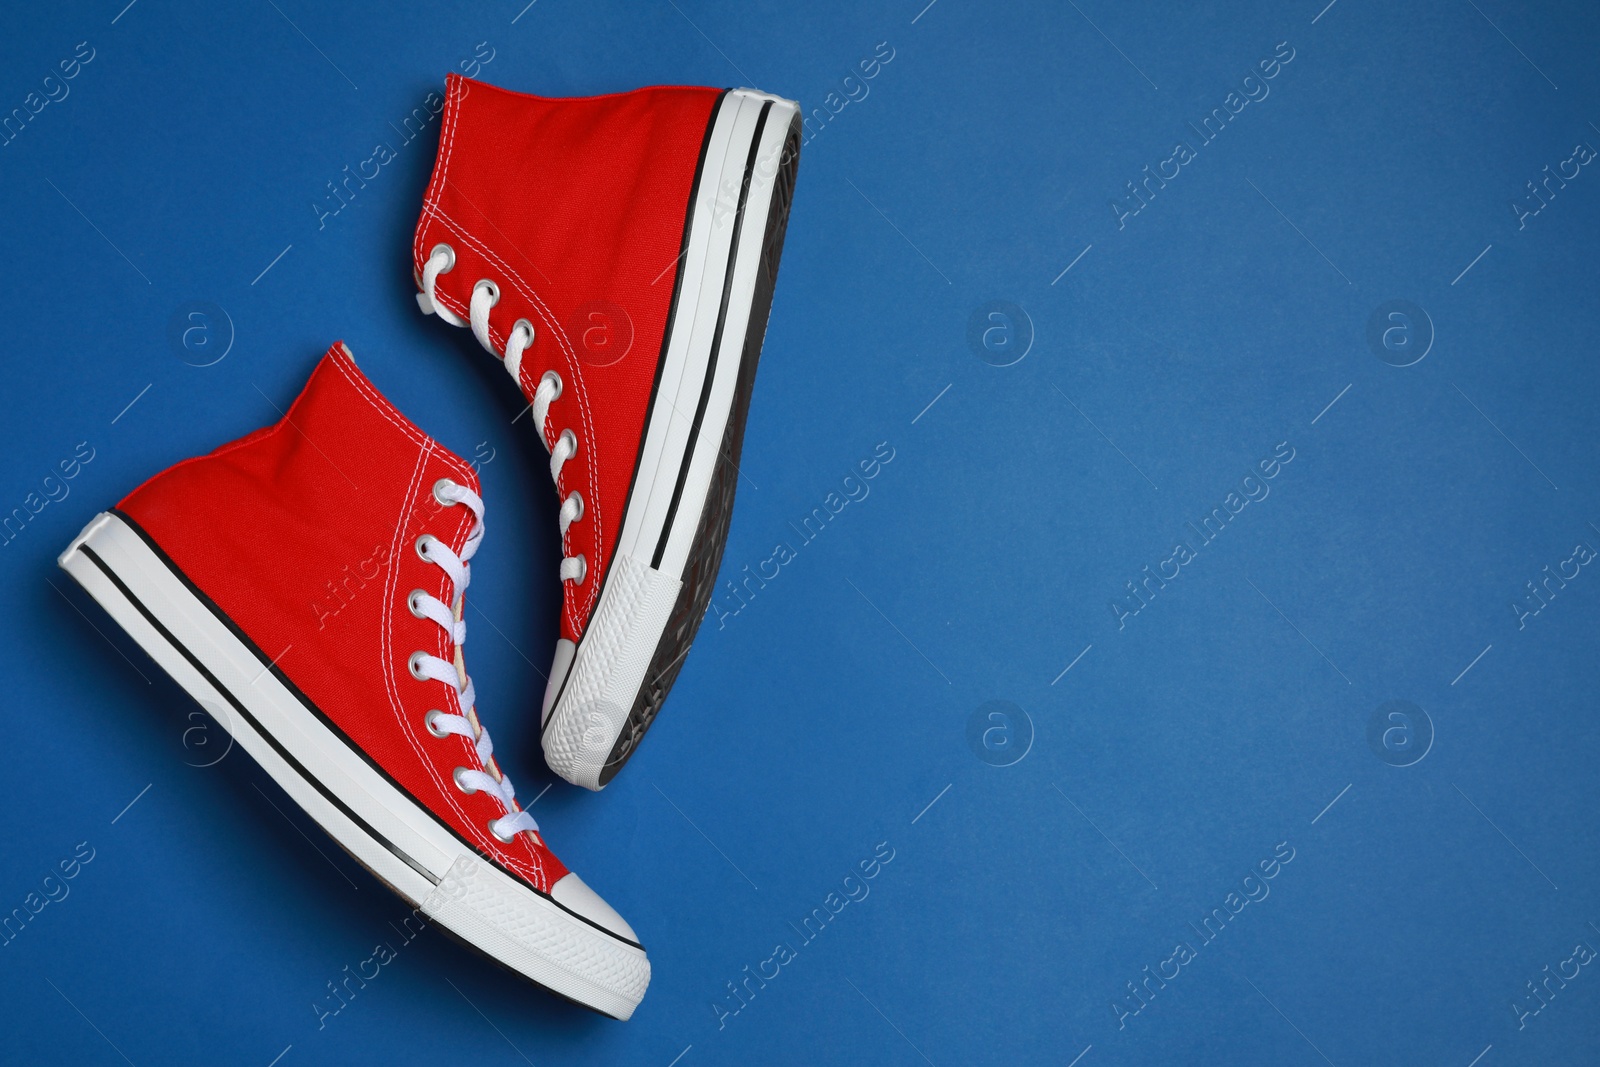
top-left (60, 511), bottom-right (650, 1019)
top-left (541, 88), bottom-right (800, 790)
top-left (617, 89), bottom-right (792, 574)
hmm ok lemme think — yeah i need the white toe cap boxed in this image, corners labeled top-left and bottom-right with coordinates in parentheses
top-left (550, 871), bottom-right (639, 945)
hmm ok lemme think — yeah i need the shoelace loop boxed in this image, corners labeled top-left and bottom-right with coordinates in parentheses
top-left (410, 479), bottom-right (540, 845)
top-left (418, 244), bottom-right (587, 586)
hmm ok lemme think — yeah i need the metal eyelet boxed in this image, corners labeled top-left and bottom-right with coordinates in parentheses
top-left (511, 318), bottom-right (535, 346)
top-left (570, 554), bottom-right (588, 585)
top-left (452, 766), bottom-right (477, 794)
top-left (415, 533), bottom-right (437, 561)
top-left (558, 428), bottom-right (578, 457)
top-left (433, 478), bottom-right (457, 506)
top-left (407, 589), bottom-right (428, 618)
top-left (430, 243), bottom-right (456, 272)
top-left (488, 819), bottom-right (518, 843)
top-left (473, 278), bottom-right (501, 307)
top-left (540, 369), bottom-right (563, 399)
top-left (425, 710), bottom-right (449, 738)
top-left (566, 491), bottom-right (584, 523)
top-left (408, 651), bottom-right (429, 680)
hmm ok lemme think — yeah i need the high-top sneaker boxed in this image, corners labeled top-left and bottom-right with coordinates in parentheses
top-left (58, 345), bottom-right (650, 1018)
top-left (412, 75), bottom-right (801, 790)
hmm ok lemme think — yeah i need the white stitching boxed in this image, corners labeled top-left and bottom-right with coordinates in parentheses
top-left (380, 447), bottom-right (479, 857)
top-left (410, 77), bottom-right (603, 636)
top-left (416, 211), bottom-right (606, 637)
top-left (367, 385), bottom-right (547, 888)
top-left (413, 75), bottom-right (466, 278)
top-left (379, 446), bottom-right (464, 845)
top-left (329, 353), bottom-right (433, 453)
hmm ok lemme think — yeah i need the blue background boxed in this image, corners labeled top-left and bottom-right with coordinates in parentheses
top-left (4, 1), bottom-right (1598, 1064)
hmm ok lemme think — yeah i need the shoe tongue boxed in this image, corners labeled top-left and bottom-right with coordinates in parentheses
top-left (542, 639), bottom-right (576, 725)
top-left (453, 597), bottom-right (469, 686)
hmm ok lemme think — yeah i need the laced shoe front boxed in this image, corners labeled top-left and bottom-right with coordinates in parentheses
top-left (58, 345), bottom-right (650, 1018)
top-left (413, 74), bottom-right (803, 789)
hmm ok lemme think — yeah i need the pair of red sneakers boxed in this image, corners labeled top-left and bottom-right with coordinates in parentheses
top-left (60, 77), bottom-right (800, 1018)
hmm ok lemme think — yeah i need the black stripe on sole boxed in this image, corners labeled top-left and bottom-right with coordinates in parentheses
top-left (88, 510), bottom-right (643, 951)
top-left (598, 107), bottom-right (803, 786)
top-left (79, 542), bottom-right (439, 887)
top-left (650, 99), bottom-right (773, 569)
top-left (539, 88), bottom-right (730, 742)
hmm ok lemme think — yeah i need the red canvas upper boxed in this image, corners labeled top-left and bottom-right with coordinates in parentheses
top-left (117, 345), bottom-right (568, 893)
top-left (412, 74), bottom-right (722, 643)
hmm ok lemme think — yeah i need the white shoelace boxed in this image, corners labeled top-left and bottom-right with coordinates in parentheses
top-left (409, 479), bottom-right (540, 844)
top-left (417, 244), bottom-right (587, 585)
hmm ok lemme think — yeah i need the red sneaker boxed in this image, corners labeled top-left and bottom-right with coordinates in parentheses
top-left (59, 345), bottom-right (650, 1018)
top-left (412, 75), bottom-right (801, 790)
